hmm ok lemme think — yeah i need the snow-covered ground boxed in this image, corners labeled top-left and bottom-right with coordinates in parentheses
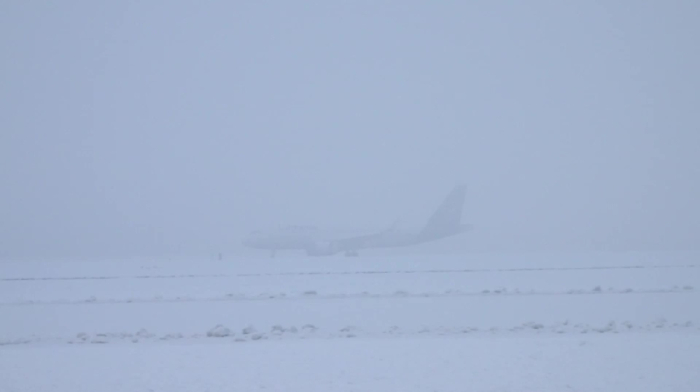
top-left (1, 251), bottom-right (699, 391)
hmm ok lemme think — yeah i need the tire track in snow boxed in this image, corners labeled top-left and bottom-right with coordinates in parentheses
top-left (2, 264), bottom-right (698, 282)
top-left (2, 319), bottom-right (698, 348)
top-left (1, 285), bottom-right (695, 307)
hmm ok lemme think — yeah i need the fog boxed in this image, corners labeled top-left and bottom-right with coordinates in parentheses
top-left (1, 1), bottom-right (698, 258)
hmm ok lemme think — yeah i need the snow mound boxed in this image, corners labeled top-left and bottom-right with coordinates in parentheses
top-left (160, 333), bottom-right (184, 340)
top-left (76, 332), bottom-right (90, 342)
top-left (135, 328), bottom-right (155, 339)
top-left (91, 334), bottom-right (109, 344)
top-left (242, 325), bottom-right (257, 335)
top-left (207, 324), bottom-right (232, 338)
top-left (268, 325), bottom-right (298, 335)
top-left (523, 322), bottom-right (545, 330)
top-left (386, 326), bottom-right (401, 334)
top-left (593, 321), bottom-right (618, 333)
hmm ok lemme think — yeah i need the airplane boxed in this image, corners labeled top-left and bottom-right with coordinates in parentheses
top-left (242, 184), bottom-right (471, 257)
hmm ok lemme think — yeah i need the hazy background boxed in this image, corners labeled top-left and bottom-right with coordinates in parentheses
top-left (1, 1), bottom-right (698, 258)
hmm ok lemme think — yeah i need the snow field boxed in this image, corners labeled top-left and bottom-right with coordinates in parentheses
top-left (1, 252), bottom-right (699, 391)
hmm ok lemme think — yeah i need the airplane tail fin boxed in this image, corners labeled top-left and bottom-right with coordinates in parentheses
top-left (416, 184), bottom-right (467, 243)
top-left (385, 218), bottom-right (402, 233)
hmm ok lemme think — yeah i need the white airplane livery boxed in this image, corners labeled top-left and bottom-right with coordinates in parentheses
top-left (242, 185), bottom-right (471, 257)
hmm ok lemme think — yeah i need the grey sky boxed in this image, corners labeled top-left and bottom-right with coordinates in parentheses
top-left (1, 1), bottom-right (699, 258)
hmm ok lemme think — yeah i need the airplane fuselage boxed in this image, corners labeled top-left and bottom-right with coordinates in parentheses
top-left (242, 185), bottom-right (470, 256)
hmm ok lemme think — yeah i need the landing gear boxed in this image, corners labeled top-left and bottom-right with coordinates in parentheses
top-left (344, 250), bottom-right (359, 257)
